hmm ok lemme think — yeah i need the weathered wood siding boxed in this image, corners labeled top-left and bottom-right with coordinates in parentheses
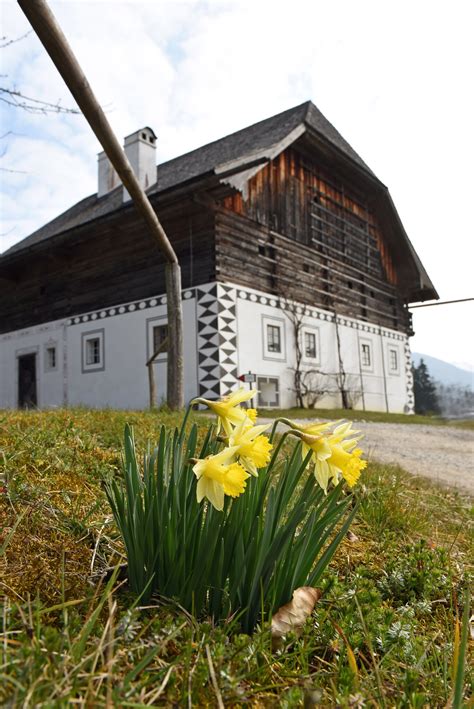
top-left (218, 147), bottom-right (410, 332)
top-left (0, 199), bottom-right (215, 334)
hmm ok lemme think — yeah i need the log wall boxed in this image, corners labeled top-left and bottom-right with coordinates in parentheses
top-left (218, 147), bottom-right (410, 332)
top-left (0, 199), bottom-right (215, 334)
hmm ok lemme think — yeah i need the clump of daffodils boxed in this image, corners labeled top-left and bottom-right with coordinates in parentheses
top-left (191, 389), bottom-right (272, 510)
top-left (108, 392), bottom-right (366, 629)
top-left (191, 390), bottom-right (366, 510)
top-left (285, 418), bottom-right (367, 493)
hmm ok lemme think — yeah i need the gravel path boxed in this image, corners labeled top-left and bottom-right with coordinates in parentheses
top-left (265, 420), bottom-right (474, 495)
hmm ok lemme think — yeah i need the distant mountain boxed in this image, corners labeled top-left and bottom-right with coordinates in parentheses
top-left (412, 353), bottom-right (474, 389)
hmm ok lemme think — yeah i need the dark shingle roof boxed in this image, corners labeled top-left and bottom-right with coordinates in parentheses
top-left (3, 101), bottom-right (376, 256)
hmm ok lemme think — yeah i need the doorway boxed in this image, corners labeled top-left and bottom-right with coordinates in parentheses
top-left (18, 353), bottom-right (37, 408)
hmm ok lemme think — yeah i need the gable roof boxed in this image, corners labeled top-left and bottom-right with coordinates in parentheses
top-left (3, 101), bottom-right (376, 257)
top-left (0, 100), bottom-right (438, 301)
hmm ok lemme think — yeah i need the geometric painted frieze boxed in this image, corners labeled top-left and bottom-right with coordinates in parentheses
top-left (404, 339), bottom-right (415, 414)
top-left (196, 282), bottom-right (239, 399)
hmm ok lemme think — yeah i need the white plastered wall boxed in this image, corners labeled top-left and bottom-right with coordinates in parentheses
top-left (233, 283), bottom-right (410, 413)
top-left (0, 281), bottom-right (410, 413)
top-left (0, 296), bottom-right (198, 410)
top-left (0, 319), bottom-right (66, 408)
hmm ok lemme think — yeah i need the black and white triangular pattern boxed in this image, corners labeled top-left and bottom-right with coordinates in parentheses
top-left (404, 339), bottom-right (415, 414)
top-left (196, 283), bottom-right (238, 399)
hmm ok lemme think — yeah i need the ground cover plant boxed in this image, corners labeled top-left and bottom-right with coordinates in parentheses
top-left (1, 407), bottom-right (472, 706)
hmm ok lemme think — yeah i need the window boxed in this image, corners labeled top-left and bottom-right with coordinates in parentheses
top-left (304, 332), bottom-right (317, 359)
top-left (361, 343), bottom-right (371, 367)
top-left (47, 346), bottom-right (56, 369)
top-left (389, 347), bottom-right (399, 373)
top-left (257, 377), bottom-right (280, 407)
top-left (147, 318), bottom-right (168, 361)
top-left (44, 341), bottom-right (58, 372)
top-left (267, 324), bottom-right (281, 353)
top-left (153, 324), bottom-right (168, 355)
top-left (262, 316), bottom-right (286, 360)
top-left (86, 338), bottom-right (100, 365)
top-left (82, 330), bottom-right (105, 373)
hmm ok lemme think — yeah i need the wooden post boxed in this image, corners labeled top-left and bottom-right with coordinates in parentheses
top-left (148, 362), bottom-right (157, 410)
top-left (18, 0), bottom-right (184, 409)
top-left (165, 263), bottom-right (184, 410)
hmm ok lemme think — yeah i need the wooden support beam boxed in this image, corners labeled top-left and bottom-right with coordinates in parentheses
top-left (18, 0), bottom-right (184, 409)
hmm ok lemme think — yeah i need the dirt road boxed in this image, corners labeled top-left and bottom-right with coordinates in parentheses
top-left (267, 420), bottom-right (474, 495)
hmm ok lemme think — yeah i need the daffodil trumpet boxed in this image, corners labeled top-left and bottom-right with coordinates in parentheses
top-left (192, 446), bottom-right (250, 511)
top-left (229, 419), bottom-right (273, 476)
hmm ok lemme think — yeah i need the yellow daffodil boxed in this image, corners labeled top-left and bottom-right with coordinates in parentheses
top-left (286, 419), bottom-right (366, 493)
top-left (192, 446), bottom-right (250, 510)
top-left (192, 389), bottom-right (257, 435)
top-left (229, 421), bottom-right (273, 476)
top-left (325, 445), bottom-right (367, 488)
top-left (299, 432), bottom-right (333, 491)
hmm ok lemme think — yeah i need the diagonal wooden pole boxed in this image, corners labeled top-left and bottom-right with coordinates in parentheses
top-left (18, 0), bottom-right (184, 409)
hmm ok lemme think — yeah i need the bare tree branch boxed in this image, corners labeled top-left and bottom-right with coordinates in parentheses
top-left (1, 31), bottom-right (80, 114)
top-left (0, 31), bottom-right (32, 49)
top-left (0, 87), bottom-right (80, 114)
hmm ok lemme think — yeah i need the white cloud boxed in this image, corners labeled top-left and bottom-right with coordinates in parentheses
top-left (0, 0), bottom-right (473, 364)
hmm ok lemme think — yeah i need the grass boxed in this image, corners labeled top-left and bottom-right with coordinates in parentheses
top-left (1, 408), bottom-right (472, 706)
top-left (260, 406), bottom-right (474, 429)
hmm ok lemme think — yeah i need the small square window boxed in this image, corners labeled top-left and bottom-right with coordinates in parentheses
top-left (361, 343), bottom-right (371, 367)
top-left (267, 324), bottom-right (281, 353)
top-left (304, 332), bottom-right (317, 359)
top-left (82, 330), bottom-right (105, 373)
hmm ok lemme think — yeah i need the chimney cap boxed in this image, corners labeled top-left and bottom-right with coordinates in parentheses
top-left (124, 126), bottom-right (157, 145)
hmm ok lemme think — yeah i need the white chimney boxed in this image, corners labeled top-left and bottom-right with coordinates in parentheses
top-left (97, 151), bottom-right (120, 198)
top-left (123, 127), bottom-right (157, 202)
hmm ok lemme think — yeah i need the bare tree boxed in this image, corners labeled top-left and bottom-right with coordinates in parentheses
top-left (1, 31), bottom-right (80, 115)
top-left (281, 291), bottom-right (335, 409)
top-left (298, 369), bottom-right (335, 408)
top-left (281, 294), bottom-right (308, 407)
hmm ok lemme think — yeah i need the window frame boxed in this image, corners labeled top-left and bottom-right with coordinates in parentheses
top-left (359, 339), bottom-right (373, 371)
top-left (257, 376), bottom-right (280, 408)
top-left (44, 340), bottom-right (58, 373)
top-left (81, 329), bottom-right (105, 373)
top-left (266, 324), bottom-right (282, 354)
top-left (388, 345), bottom-right (400, 375)
top-left (152, 323), bottom-right (169, 357)
top-left (301, 326), bottom-right (320, 363)
top-left (146, 316), bottom-right (168, 363)
top-left (262, 315), bottom-right (286, 361)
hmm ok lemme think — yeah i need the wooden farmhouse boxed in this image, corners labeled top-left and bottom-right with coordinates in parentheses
top-left (0, 101), bottom-right (437, 411)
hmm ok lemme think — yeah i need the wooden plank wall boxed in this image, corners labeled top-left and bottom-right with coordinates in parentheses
top-left (0, 199), bottom-right (215, 334)
top-left (218, 148), bottom-right (410, 332)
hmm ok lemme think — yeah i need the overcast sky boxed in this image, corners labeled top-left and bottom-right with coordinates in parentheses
top-left (1, 0), bottom-right (473, 369)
